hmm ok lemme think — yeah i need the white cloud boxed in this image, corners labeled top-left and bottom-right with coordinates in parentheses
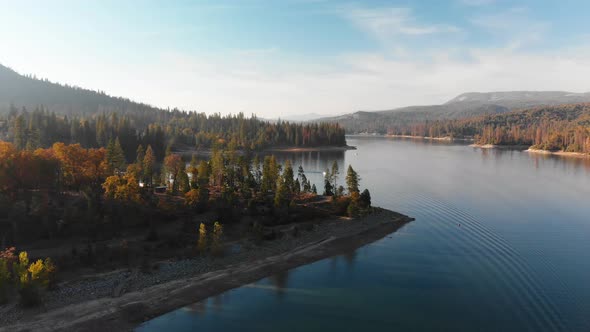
top-left (4, 45), bottom-right (590, 118)
top-left (342, 6), bottom-right (460, 43)
top-left (470, 7), bottom-right (549, 50)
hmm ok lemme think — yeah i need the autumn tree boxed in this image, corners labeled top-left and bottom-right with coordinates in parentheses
top-left (197, 223), bottom-right (207, 253)
top-left (164, 154), bottom-right (183, 192)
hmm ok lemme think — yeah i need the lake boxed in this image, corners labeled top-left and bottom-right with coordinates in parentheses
top-left (138, 137), bottom-right (590, 332)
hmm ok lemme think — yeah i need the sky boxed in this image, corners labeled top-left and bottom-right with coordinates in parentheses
top-left (1, 0), bottom-right (590, 118)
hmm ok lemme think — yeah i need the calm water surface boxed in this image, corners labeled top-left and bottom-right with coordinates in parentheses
top-left (139, 137), bottom-right (590, 332)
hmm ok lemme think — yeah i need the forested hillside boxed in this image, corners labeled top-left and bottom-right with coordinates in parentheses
top-left (394, 103), bottom-right (590, 154)
top-left (0, 64), bottom-right (346, 160)
top-left (318, 91), bottom-right (590, 134)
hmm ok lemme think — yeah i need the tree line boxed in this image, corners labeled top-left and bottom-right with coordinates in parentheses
top-left (0, 138), bottom-right (370, 244)
top-left (387, 103), bottom-right (590, 153)
top-left (0, 106), bottom-right (346, 163)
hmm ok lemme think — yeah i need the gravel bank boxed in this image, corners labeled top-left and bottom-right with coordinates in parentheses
top-left (0, 208), bottom-right (413, 332)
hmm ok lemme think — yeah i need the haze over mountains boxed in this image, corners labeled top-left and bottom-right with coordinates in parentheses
top-left (2, 63), bottom-right (590, 136)
top-left (318, 91), bottom-right (590, 134)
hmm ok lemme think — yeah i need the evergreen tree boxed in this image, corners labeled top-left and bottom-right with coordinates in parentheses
top-left (359, 189), bottom-right (372, 208)
top-left (283, 160), bottom-right (295, 193)
top-left (330, 161), bottom-right (339, 193)
top-left (323, 168), bottom-right (333, 196)
top-left (13, 115), bottom-right (26, 150)
top-left (176, 165), bottom-right (190, 193)
top-left (142, 145), bottom-right (156, 186)
top-left (106, 138), bottom-right (126, 174)
top-left (261, 155), bottom-right (279, 193)
top-left (135, 144), bottom-right (145, 164)
top-left (274, 179), bottom-right (289, 208)
top-left (345, 165), bottom-right (360, 194)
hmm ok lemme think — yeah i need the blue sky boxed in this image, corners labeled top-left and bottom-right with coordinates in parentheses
top-left (1, 0), bottom-right (590, 117)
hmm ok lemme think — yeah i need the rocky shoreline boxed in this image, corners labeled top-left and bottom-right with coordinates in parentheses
top-left (0, 208), bottom-right (413, 332)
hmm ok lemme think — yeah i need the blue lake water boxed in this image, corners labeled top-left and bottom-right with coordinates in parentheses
top-left (138, 137), bottom-right (590, 332)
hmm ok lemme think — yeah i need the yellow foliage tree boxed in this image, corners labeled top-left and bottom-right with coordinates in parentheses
top-left (197, 223), bottom-right (207, 253)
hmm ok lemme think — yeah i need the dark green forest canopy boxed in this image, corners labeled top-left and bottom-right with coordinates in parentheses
top-left (0, 64), bottom-right (346, 161)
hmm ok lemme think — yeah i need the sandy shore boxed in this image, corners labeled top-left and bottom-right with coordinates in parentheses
top-left (469, 144), bottom-right (530, 150)
top-left (469, 145), bottom-right (590, 158)
top-left (387, 135), bottom-right (473, 142)
top-left (174, 145), bottom-right (356, 156)
top-left (264, 145), bottom-right (356, 152)
top-left (526, 148), bottom-right (590, 158)
top-left (1, 209), bottom-right (412, 332)
top-left (348, 134), bottom-right (474, 142)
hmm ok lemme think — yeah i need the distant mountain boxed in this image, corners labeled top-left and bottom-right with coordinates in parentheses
top-left (280, 113), bottom-right (333, 122)
top-left (445, 91), bottom-right (590, 109)
top-left (317, 91), bottom-right (590, 134)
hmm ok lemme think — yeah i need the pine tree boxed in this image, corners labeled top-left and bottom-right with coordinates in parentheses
top-left (323, 168), bottom-right (333, 196)
top-left (274, 179), bottom-right (289, 208)
top-left (135, 144), bottom-right (145, 164)
top-left (106, 138), bottom-right (126, 174)
top-left (283, 160), bottom-right (295, 193)
top-left (345, 165), bottom-right (360, 194)
top-left (142, 145), bottom-right (156, 186)
top-left (330, 161), bottom-right (339, 193)
top-left (360, 189), bottom-right (371, 208)
top-left (13, 115), bottom-right (26, 150)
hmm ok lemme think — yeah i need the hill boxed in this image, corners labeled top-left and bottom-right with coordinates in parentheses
top-left (317, 91), bottom-right (590, 134)
top-left (0, 64), bottom-right (347, 159)
top-left (402, 103), bottom-right (590, 154)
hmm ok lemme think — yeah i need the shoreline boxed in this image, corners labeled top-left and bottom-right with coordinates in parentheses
top-left (469, 144), bottom-right (530, 150)
top-left (1, 209), bottom-right (413, 332)
top-left (525, 148), bottom-right (590, 158)
top-left (348, 134), bottom-right (474, 142)
top-left (264, 145), bottom-right (356, 152)
top-left (175, 145), bottom-right (356, 156)
top-left (470, 144), bottom-right (590, 158)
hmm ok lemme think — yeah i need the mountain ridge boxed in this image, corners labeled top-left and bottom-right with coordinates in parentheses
top-left (316, 90), bottom-right (590, 134)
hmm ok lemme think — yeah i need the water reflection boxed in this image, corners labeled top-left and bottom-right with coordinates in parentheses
top-left (139, 137), bottom-right (590, 332)
top-left (268, 270), bottom-right (290, 299)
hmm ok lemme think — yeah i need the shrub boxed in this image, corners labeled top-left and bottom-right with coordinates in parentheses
top-left (0, 259), bottom-right (10, 303)
top-left (184, 189), bottom-right (200, 208)
top-left (0, 250), bottom-right (58, 306)
top-left (359, 189), bottom-right (371, 209)
top-left (197, 223), bottom-right (207, 254)
top-left (211, 221), bottom-right (224, 256)
top-left (347, 202), bottom-right (360, 218)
